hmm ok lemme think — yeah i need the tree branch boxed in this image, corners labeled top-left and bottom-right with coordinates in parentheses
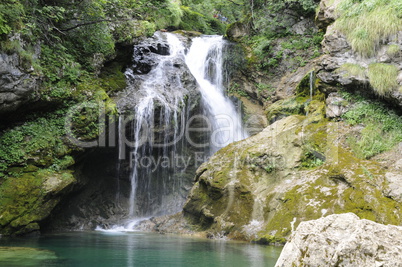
top-left (225, 0), bottom-right (244, 6)
top-left (60, 19), bottom-right (115, 32)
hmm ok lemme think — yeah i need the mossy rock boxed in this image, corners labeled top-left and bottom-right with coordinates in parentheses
top-left (266, 96), bottom-right (308, 123)
top-left (183, 114), bottom-right (402, 242)
top-left (0, 170), bottom-right (76, 235)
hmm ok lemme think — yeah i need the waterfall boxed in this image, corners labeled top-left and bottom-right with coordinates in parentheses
top-left (123, 32), bottom-right (188, 219)
top-left (186, 36), bottom-right (248, 153)
top-left (105, 32), bottom-right (248, 231)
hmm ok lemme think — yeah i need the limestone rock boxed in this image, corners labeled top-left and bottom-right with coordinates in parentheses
top-left (227, 22), bottom-right (249, 41)
top-left (180, 114), bottom-right (402, 242)
top-left (0, 52), bottom-right (40, 115)
top-left (0, 171), bottom-right (76, 236)
top-left (275, 213), bottom-right (402, 267)
top-left (315, 0), bottom-right (342, 30)
top-left (384, 172), bottom-right (402, 202)
top-left (325, 92), bottom-right (349, 118)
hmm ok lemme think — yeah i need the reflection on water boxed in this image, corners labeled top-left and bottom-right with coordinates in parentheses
top-left (0, 231), bottom-right (282, 267)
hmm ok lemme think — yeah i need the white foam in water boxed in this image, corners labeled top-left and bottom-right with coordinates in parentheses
top-left (96, 218), bottom-right (150, 233)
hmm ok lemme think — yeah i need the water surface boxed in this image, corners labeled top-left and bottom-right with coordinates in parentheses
top-left (0, 231), bottom-right (282, 267)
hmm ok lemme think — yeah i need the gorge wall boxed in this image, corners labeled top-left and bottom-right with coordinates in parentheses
top-left (1, 0), bottom-right (402, 244)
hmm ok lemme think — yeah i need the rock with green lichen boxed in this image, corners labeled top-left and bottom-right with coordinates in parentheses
top-left (182, 113), bottom-right (402, 242)
top-left (0, 170), bottom-right (76, 236)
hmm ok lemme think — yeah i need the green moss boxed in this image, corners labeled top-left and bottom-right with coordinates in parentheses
top-left (266, 97), bottom-right (308, 123)
top-left (0, 169), bottom-right (75, 235)
top-left (367, 63), bottom-right (399, 96)
top-left (0, 111), bottom-right (69, 177)
top-left (99, 63), bottom-right (127, 93)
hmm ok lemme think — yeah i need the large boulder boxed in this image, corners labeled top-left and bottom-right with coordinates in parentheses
top-left (275, 213), bottom-right (402, 266)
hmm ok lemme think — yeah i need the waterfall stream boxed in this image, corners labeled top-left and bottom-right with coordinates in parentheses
top-left (107, 32), bottom-right (248, 230)
top-left (186, 36), bottom-right (249, 153)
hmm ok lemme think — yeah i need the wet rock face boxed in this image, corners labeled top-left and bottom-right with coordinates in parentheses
top-left (275, 213), bottom-right (402, 267)
top-left (130, 36), bottom-right (171, 75)
top-left (0, 53), bottom-right (40, 116)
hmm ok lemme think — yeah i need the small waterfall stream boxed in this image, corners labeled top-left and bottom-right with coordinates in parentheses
top-left (105, 32), bottom-right (248, 230)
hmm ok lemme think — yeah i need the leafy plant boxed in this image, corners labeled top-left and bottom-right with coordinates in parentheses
top-left (341, 92), bottom-right (402, 159)
top-left (300, 151), bottom-right (324, 169)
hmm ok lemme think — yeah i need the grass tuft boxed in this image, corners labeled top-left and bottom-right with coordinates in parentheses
top-left (367, 63), bottom-right (398, 96)
top-left (335, 0), bottom-right (402, 57)
top-left (387, 44), bottom-right (401, 57)
top-left (336, 63), bottom-right (366, 79)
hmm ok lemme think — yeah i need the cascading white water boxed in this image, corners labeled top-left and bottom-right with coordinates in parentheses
top-left (100, 32), bottom-right (248, 231)
top-left (124, 32), bottom-right (188, 218)
top-left (185, 36), bottom-right (248, 153)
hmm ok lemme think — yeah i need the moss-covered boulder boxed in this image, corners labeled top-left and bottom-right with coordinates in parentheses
top-left (0, 170), bottom-right (76, 235)
top-left (182, 114), bottom-right (402, 242)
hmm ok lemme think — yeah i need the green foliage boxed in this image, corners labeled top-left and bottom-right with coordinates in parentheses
top-left (251, 0), bottom-right (318, 38)
top-left (300, 151), bottom-right (324, 169)
top-left (179, 6), bottom-right (223, 34)
top-left (153, 1), bottom-right (183, 29)
top-left (182, 0), bottom-right (243, 25)
top-left (367, 63), bottom-right (398, 96)
top-left (0, 0), bottom-right (24, 35)
top-left (228, 82), bottom-right (248, 97)
top-left (40, 44), bottom-right (83, 84)
top-left (341, 92), bottom-right (402, 159)
top-left (113, 20), bottom-right (156, 43)
top-left (335, 0), bottom-right (402, 57)
top-left (0, 111), bottom-right (68, 177)
top-left (248, 31), bottom-right (323, 72)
